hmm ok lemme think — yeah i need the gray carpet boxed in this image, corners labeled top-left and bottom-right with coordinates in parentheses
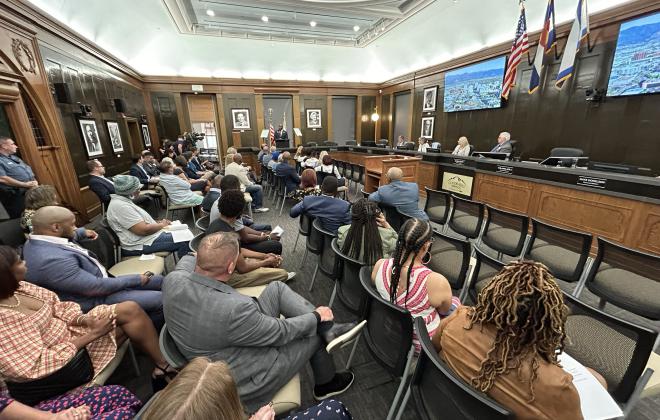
top-left (98, 183), bottom-right (660, 420)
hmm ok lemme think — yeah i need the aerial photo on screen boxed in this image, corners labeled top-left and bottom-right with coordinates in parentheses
top-left (443, 56), bottom-right (506, 112)
top-left (607, 11), bottom-right (660, 97)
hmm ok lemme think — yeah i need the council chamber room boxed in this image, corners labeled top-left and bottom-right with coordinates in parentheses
top-left (0, 0), bottom-right (658, 419)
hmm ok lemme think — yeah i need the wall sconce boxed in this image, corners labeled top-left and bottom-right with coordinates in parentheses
top-left (371, 106), bottom-right (379, 122)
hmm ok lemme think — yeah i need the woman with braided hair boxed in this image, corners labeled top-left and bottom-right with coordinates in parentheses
top-left (371, 218), bottom-right (458, 351)
top-left (337, 198), bottom-right (397, 265)
top-left (433, 261), bottom-right (606, 420)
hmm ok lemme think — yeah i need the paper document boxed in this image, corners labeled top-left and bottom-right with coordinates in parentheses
top-left (170, 229), bottom-right (194, 243)
top-left (271, 225), bottom-right (284, 236)
top-left (165, 220), bottom-right (188, 231)
top-left (139, 254), bottom-right (156, 261)
top-left (559, 353), bottom-right (623, 420)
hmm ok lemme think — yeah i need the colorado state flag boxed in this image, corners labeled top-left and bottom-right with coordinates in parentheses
top-left (529, 0), bottom-right (556, 94)
top-left (556, 0), bottom-right (590, 89)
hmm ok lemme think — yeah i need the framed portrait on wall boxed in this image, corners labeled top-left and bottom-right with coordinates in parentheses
top-left (105, 121), bottom-right (123, 153)
top-left (421, 116), bottom-right (434, 138)
top-left (231, 109), bottom-right (251, 130)
top-left (306, 109), bottom-right (322, 129)
top-left (422, 86), bottom-right (437, 112)
top-left (78, 118), bottom-right (103, 158)
top-left (141, 124), bottom-right (151, 147)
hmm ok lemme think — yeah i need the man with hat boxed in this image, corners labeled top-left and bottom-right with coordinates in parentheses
top-left (106, 175), bottom-right (190, 259)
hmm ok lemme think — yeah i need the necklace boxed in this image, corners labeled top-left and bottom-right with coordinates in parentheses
top-left (0, 294), bottom-right (21, 308)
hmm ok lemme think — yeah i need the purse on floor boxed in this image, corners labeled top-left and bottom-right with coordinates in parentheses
top-left (6, 348), bottom-right (94, 406)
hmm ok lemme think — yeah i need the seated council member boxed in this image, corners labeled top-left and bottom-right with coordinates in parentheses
top-left (369, 167), bottom-right (429, 220)
top-left (23, 206), bottom-right (165, 326)
top-left (290, 176), bottom-right (351, 234)
top-left (162, 233), bottom-right (361, 411)
top-left (490, 131), bottom-right (513, 153)
top-left (107, 175), bottom-right (190, 259)
top-left (452, 136), bottom-right (471, 156)
top-left (434, 261), bottom-right (607, 420)
top-left (417, 137), bottom-right (429, 153)
top-left (338, 198), bottom-right (397, 265)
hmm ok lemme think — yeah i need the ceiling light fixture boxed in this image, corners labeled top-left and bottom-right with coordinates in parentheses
top-left (353, 25), bottom-right (360, 32)
top-left (261, 15), bottom-right (269, 22)
top-left (310, 21), bottom-right (317, 27)
top-left (206, 9), bottom-right (215, 17)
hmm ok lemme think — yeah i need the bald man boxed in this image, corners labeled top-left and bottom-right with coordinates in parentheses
top-left (491, 131), bottom-right (513, 154)
top-left (163, 232), bottom-right (362, 412)
top-left (225, 153), bottom-right (268, 213)
top-left (22, 206), bottom-right (165, 326)
top-left (368, 167), bottom-right (429, 221)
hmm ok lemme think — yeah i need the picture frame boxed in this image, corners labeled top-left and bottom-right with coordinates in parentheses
top-left (422, 86), bottom-right (438, 112)
top-left (420, 116), bottom-right (435, 139)
top-left (78, 118), bottom-right (103, 158)
top-left (141, 124), bottom-right (151, 147)
top-left (306, 109), bottom-right (322, 129)
top-left (105, 120), bottom-right (123, 153)
top-left (231, 109), bottom-right (251, 130)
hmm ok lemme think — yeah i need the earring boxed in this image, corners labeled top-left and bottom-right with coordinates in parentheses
top-left (421, 251), bottom-right (431, 265)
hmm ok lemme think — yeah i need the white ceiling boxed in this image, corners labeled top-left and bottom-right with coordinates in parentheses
top-left (27, 0), bottom-right (635, 83)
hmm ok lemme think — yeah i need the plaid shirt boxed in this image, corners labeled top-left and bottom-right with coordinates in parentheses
top-left (0, 282), bottom-right (117, 392)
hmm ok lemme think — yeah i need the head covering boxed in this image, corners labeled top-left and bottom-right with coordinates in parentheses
top-left (113, 175), bottom-right (141, 196)
top-left (271, 151), bottom-right (281, 161)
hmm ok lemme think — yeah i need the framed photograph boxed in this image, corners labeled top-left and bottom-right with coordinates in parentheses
top-left (420, 116), bottom-right (435, 138)
top-left (105, 121), bottom-right (123, 153)
top-left (78, 118), bottom-right (103, 158)
top-left (231, 109), bottom-right (251, 130)
top-left (422, 86), bottom-right (438, 112)
top-left (306, 109), bottom-right (322, 129)
top-left (141, 124), bottom-right (151, 147)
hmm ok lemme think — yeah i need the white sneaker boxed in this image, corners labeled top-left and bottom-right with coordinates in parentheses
top-left (253, 207), bottom-right (269, 213)
top-left (286, 272), bottom-right (296, 281)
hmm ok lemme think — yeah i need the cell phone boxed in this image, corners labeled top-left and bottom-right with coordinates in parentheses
top-left (144, 271), bottom-right (154, 279)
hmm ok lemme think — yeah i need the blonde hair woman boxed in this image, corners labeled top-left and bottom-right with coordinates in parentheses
top-left (144, 358), bottom-right (352, 420)
top-left (317, 150), bottom-right (328, 168)
top-left (20, 185), bottom-right (59, 233)
top-left (452, 136), bottom-right (471, 157)
top-left (224, 147), bottom-right (237, 168)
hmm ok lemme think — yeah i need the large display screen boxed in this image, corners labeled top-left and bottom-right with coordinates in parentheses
top-left (443, 56), bottom-right (506, 112)
top-left (607, 11), bottom-right (660, 97)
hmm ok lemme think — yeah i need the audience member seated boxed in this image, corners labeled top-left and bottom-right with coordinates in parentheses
top-left (158, 160), bottom-right (204, 206)
top-left (23, 206), bottom-right (166, 326)
top-left (169, 156), bottom-right (209, 193)
top-left (303, 151), bottom-right (319, 168)
top-left (290, 176), bottom-right (350, 234)
top-left (268, 153), bottom-right (282, 171)
top-left (209, 175), bottom-right (271, 233)
top-left (418, 137), bottom-right (429, 153)
top-left (224, 147), bottom-right (237, 168)
top-left (201, 174), bottom-right (222, 213)
top-left (225, 153), bottom-right (269, 213)
top-left (163, 233), bottom-right (361, 411)
top-left (107, 175), bottom-right (190, 259)
top-left (176, 155), bottom-right (210, 182)
top-left (19, 184), bottom-right (59, 234)
top-left (452, 136), bottom-right (471, 156)
top-left (275, 151), bottom-right (300, 195)
top-left (143, 357), bottom-right (352, 420)
top-left (433, 261), bottom-right (608, 420)
top-left (187, 148), bottom-right (214, 177)
top-left (141, 150), bottom-right (160, 177)
top-left (338, 198), bottom-right (397, 265)
top-left (257, 144), bottom-right (270, 163)
top-left (294, 145), bottom-right (305, 162)
top-left (0, 245), bottom-right (177, 395)
top-left (371, 219), bottom-right (458, 352)
top-left (208, 190), bottom-right (286, 265)
top-left (315, 154), bottom-right (344, 186)
top-left (290, 169), bottom-right (321, 202)
top-left (369, 167), bottom-right (429, 220)
top-left (87, 159), bottom-right (154, 215)
top-left (129, 154), bottom-right (159, 189)
top-left (262, 146), bottom-right (275, 166)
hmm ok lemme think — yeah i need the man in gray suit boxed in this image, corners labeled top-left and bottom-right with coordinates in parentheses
top-left (490, 131), bottom-right (513, 154)
top-left (163, 232), bottom-right (363, 411)
top-left (369, 167), bottom-right (429, 220)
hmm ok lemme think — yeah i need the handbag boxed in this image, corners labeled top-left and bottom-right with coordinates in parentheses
top-left (6, 348), bottom-right (94, 406)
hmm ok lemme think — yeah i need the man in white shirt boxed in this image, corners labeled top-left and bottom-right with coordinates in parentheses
top-left (225, 153), bottom-right (268, 213)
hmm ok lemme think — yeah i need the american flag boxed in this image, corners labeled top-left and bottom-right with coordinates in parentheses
top-left (269, 123), bottom-right (275, 146)
top-left (502, 4), bottom-right (529, 100)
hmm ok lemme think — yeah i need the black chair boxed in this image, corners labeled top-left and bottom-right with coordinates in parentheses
top-left (195, 215), bottom-right (210, 232)
top-left (426, 231), bottom-right (471, 300)
top-left (524, 218), bottom-right (592, 294)
top-left (480, 205), bottom-right (528, 259)
top-left (158, 324), bottom-right (188, 369)
top-left (330, 239), bottom-right (370, 315)
top-left (359, 266), bottom-right (415, 420)
top-left (188, 232), bottom-right (204, 252)
top-left (345, 140), bottom-right (357, 146)
top-left (550, 147), bottom-right (584, 157)
top-left (323, 141), bottom-right (338, 146)
top-left (447, 195), bottom-right (485, 240)
top-left (360, 188), bottom-right (370, 200)
top-left (378, 202), bottom-right (405, 232)
top-left (577, 237), bottom-right (660, 321)
top-left (275, 175), bottom-right (294, 216)
top-left (467, 246), bottom-right (505, 303)
top-left (350, 164), bottom-right (364, 190)
top-left (563, 291), bottom-right (657, 414)
top-left (344, 163), bottom-right (354, 185)
top-left (293, 212), bottom-right (314, 254)
top-left (397, 209), bottom-right (416, 227)
top-left (395, 317), bottom-right (513, 420)
top-left (0, 218), bottom-right (26, 248)
top-left (306, 142), bottom-right (318, 147)
top-left (424, 187), bottom-right (451, 232)
top-left (309, 219), bottom-right (339, 292)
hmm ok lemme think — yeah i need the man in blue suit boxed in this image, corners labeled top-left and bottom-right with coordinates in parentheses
top-left (275, 151), bottom-right (300, 194)
top-left (369, 167), bottom-right (428, 220)
top-left (129, 154), bottom-right (159, 189)
top-left (22, 206), bottom-right (164, 326)
top-left (290, 176), bottom-right (350, 234)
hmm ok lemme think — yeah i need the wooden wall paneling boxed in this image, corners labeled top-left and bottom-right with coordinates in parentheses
top-left (473, 173), bottom-right (534, 214)
top-left (417, 162), bottom-right (439, 195)
top-left (361, 95), bottom-right (376, 142)
top-left (326, 95), bottom-right (333, 141)
top-left (375, 93), bottom-right (382, 140)
top-left (300, 95), bottom-right (327, 144)
top-left (381, 93), bottom-right (391, 141)
top-left (144, 91), bottom-right (160, 150)
top-left (223, 93), bottom-right (258, 147)
top-left (355, 95), bottom-right (362, 142)
top-left (407, 88), bottom-right (414, 140)
top-left (173, 93), bottom-right (187, 135)
top-left (214, 93), bottom-right (228, 159)
top-left (292, 94), bottom-right (301, 146)
top-left (150, 91), bottom-right (180, 142)
top-left (255, 94), bottom-right (264, 144)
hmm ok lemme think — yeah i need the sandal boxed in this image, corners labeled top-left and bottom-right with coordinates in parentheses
top-left (151, 364), bottom-right (178, 391)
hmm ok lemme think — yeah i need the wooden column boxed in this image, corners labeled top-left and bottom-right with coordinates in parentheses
top-left (326, 95), bottom-right (333, 141)
top-left (356, 95), bottom-right (362, 143)
top-left (292, 94), bottom-right (302, 146)
top-left (173, 93), bottom-right (187, 136)
top-left (255, 93), bottom-right (265, 145)
top-left (215, 93), bottom-right (229, 161)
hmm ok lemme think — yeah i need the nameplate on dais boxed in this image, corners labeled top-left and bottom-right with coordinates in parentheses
top-left (577, 176), bottom-right (607, 189)
top-left (442, 172), bottom-right (474, 196)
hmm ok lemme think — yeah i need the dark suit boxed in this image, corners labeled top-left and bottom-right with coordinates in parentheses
top-left (275, 163), bottom-right (301, 194)
top-left (129, 164), bottom-right (150, 188)
top-left (275, 129), bottom-right (288, 141)
top-left (184, 163), bottom-right (201, 179)
top-left (202, 188), bottom-right (220, 213)
top-left (189, 157), bottom-right (204, 173)
top-left (490, 140), bottom-right (513, 154)
top-left (290, 194), bottom-right (351, 234)
top-left (88, 175), bottom-right (115, 206)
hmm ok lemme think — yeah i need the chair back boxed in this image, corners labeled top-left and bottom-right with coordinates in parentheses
top-left (378, 202), bottom-right (405, 232)
top-left (411, 317), bottom-right (513, 420)
top-left (316, 165), bottom-right (338, 186)
top-left (78, 227), bottom-right (118, 268)
top-left (360, 188), bottom-right (369, 199)
top-left (275, 175), bottom-right (287, 196)
top-left (345, 140), bottom-right (357, 146)
top-left (550, 147), bottom-right (584, 157)
top-left (359, 266), bottom-right (414, 376)
top-left (0, 218), bottom-right (26, 247)
top-left (481, 205), bottom-right (528, 257)
top-left (331, 240), bottom-right (370, 316)
top-left (351, 164), bottom-right (363, 184)
top-left (312, 219), bottom-right (339, 277)
top-left (306, 142), bottom-right (318, 147)
top-left (468, 247), bottom-right (506, 302)
top-left (448, 195), bottom-right (485, 239)
top-left (424, 187), bottom-right (451, 226)
top-left (189, 232), bottom-right (204, 252)
top-left (195, 215), bottom-right (210, 232)
top-left (323, 141), bottom-right (338, 146)
top-left (426, 231), bottom-right (471, 294)
top-left (344, 163), bottom-right (354, 180)
top-left (585, 237), bottom-right (660, 320)
top-left (524, 218), bottom-right (592, 283)
top-left (298, 212), bottom-right (314, 237)
top-left (305, 214), bottom-right (324, 256)
top-left (158, 324), bottom-right (188, 369)
top-left (563, 292), bottom-right (657, 403)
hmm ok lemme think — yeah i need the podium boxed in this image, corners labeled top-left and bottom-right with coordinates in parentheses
top-left (231, 130), bottom-right (242, 148)
top-left (363, 154), bottom-right (421, 193)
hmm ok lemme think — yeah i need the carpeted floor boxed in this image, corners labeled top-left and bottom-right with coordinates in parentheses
top-left (99, 182), bottom-right (660, 420)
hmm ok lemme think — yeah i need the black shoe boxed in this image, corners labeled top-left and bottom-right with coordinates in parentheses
top-left (322, 320), bottom-right (366, 353)
top-left (313, 371), bottom-right (355, 400)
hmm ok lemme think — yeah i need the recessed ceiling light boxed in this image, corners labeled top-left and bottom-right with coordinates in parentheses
top-left (353, 25), bottom-right (360, 32)
top-left (206, 9), bottom-right (215, 17)
top-left (310, 21), bottom-right (317, 27)
top-left (261, 15), bottom-right (269, 22)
